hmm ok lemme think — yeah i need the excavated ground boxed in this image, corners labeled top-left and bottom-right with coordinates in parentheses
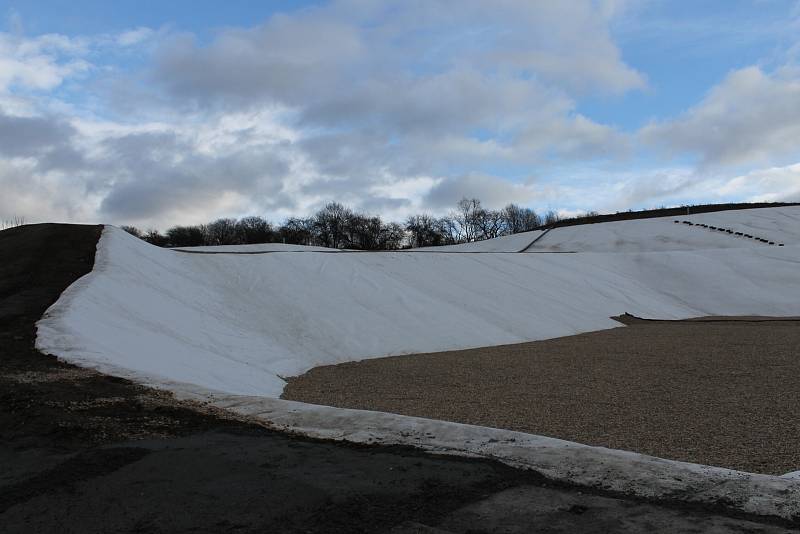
top-left (2, 224), bottom-right (797, 533)
top-left (284, 315), bottom-right (800, 475)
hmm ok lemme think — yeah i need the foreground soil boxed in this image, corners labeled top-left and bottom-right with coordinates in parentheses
top-left (2, 224), bottom-right (797, 533)
top-left (284, 315), bottom-right (800, 475)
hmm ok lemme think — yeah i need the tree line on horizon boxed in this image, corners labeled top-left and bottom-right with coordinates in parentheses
top-left (122, 198), bottom-right (563, 250)
top-left (4, 201), bottom-right (791, 245)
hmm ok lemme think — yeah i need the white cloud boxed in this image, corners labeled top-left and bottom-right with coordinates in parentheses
top-left (116, 27), bottom-right (154, 46)
top-left (641, 66), bottom-right (800, 167)
top-left (152, 1), bottom-right (644, 108)
top-left (137, 1), bottom-right (642, 207)
top-left (18, 2), bottom-right (800, 229)
top-left (0, 31), bottom-right (90, 92)
top-left (0, 1), bottom-right (647, 228)
top-left (718, 162), bottom-right (800, 202)
top-left (425, 173), bottom-right (539, 209)
top-left (0, 158), bottom-right (102, 223)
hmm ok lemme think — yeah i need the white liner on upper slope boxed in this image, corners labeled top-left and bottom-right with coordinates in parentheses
top-left (37, 214), bottom-right (800, 398)
top-left (410, 230), bottom-right (545, 252)
top-left (171, 206), bottom-right (800, 254)
top-left (529, 206), bottom-right (800, 253)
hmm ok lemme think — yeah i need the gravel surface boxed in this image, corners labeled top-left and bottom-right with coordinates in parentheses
top-left (283, 314), bottom-right (800, 475)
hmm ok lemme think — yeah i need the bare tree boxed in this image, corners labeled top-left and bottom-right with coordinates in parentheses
top-left (324, 211), bottom-right (406, 250)
top-left (452, 198), bottom-right (483, 242)
top-left (475, 208), bottom-right (507, 239)
top-left (120, 225), bottom-right (142, 238)
top-left (235, 216), bottom-right (274, 244)
top-left (543, 210), bottom-right (561, 226)
top-left (313, 202), bottom-right (352, 249)
top-left (205, 218), bottom-right (239, 245)
top-left (112, 197), bottom-right (563, 250)
top-left (378, 222), bottom-right (406, 250)
top-left (143, 229), bottom-right (169, 247)
top-left (405, 214), bottom-right (443, 247)
top-left (166, 225), bottom-right (206, 247)
top-left (279, 217), bottom-right (314, 245)
top-left (344, 213), bottom-right (381, 249)
top-left (502, 204), bottom-right (541, 234)
top-left (437, 215), bottom-right (460, 245)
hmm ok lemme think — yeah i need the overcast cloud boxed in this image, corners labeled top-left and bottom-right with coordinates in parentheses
top-left (1, 1), bottom-right (799, 229)
top-left (642, 66), bottom-right (800, 167)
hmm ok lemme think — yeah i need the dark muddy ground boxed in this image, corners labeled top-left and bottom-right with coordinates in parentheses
top-left (1, 224), bottom-right (797, 533)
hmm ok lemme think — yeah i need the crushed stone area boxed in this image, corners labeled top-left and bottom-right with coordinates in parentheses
top-left (284, 315), bottom-right (800, 475)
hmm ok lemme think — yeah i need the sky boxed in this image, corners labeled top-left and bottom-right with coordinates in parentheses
top-left (1, 0), bottom-right (800, 229)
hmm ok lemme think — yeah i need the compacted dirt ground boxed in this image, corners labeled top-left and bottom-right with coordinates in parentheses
top-left (284, 315), bottom-right (800, 475)
top-left (2, 224), bottom-right (798, 533)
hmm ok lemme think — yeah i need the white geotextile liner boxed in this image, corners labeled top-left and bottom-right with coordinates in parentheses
top-left (34, 207), bottom-right (800, 519)
top-left (38, 208), bottom-right (800, 398)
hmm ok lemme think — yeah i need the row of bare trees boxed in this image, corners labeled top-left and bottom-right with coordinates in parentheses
top-left (123, 198), bottom-right (558, 250)
top-left (402, 200), bottom-right (555, 247)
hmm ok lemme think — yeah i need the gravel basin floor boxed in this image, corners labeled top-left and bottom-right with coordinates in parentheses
top-left (283, 315), bottom-right (800, 475)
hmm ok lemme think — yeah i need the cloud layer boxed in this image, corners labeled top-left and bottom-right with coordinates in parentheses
top-left (642, 66), bottom-right (800, 167)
